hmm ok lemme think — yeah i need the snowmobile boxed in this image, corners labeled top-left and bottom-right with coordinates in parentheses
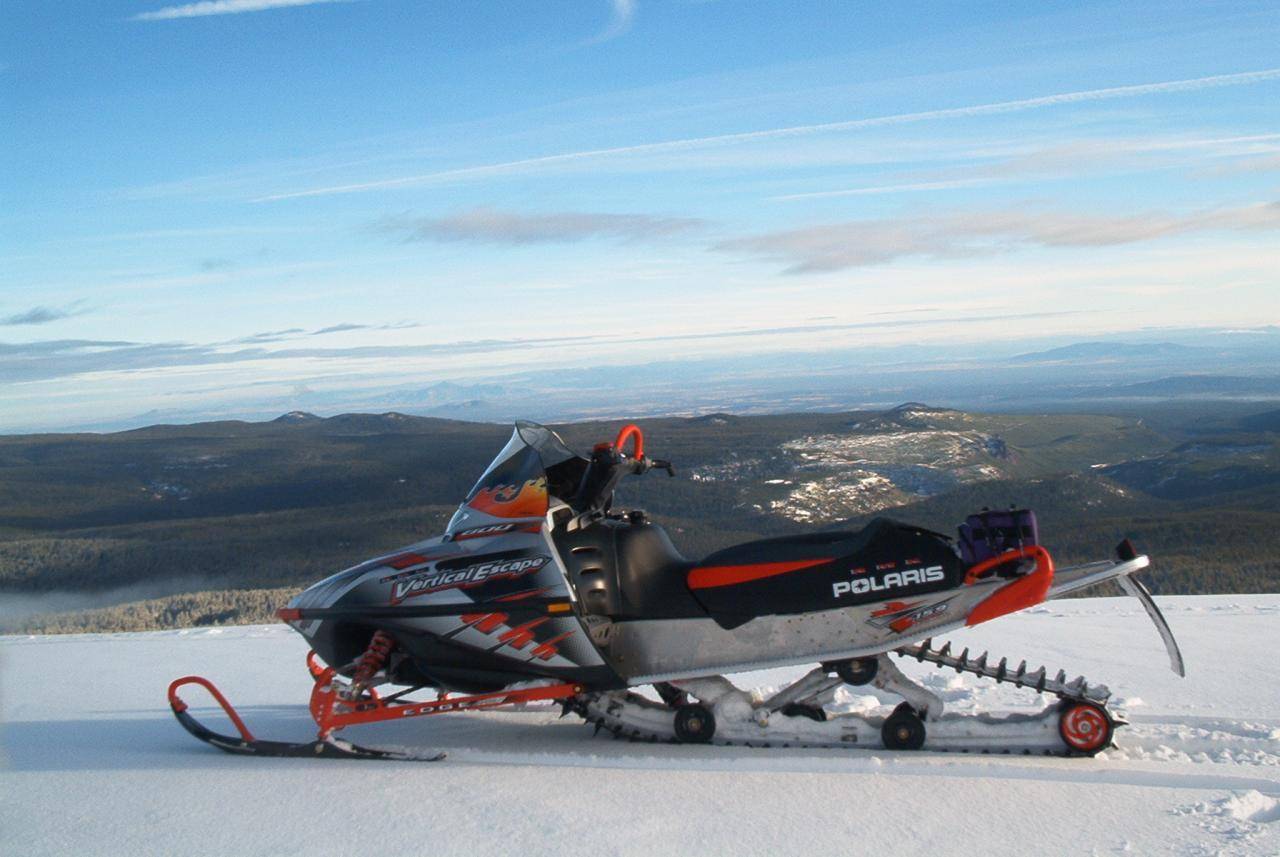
top-left (169, 421), bottom-right (1185, 761)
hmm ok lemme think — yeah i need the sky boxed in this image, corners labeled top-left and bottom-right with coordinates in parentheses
top-left (2, 0), bottom-right (1279, 431)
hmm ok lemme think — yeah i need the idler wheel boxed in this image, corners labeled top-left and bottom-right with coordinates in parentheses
top-left (1058, 701), bottom-right (1113, 756)
top-left (881, 702), bottom-right (926, 751)
top-left (834, 656), bottom-right (879, 686)
top-left (673, 703), bottom-right (716, 744)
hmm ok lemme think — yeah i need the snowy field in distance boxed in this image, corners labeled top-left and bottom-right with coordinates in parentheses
top-left (2, 595), bottom-right (1278, 857)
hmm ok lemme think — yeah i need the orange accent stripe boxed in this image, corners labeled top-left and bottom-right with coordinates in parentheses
top-left (531, 630), bottom-right (574, 661)
top-left (386, 552), bottom-right (432, 570)
top-left (688, 558), bottom-right (832, 589)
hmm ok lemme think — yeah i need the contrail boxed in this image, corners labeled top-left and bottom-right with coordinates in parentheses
top-left (257, 68), bottom-right (1280, 202)
top-left (134, 0), bottom-right (346, 21)
top-left (771, 179), bottom-right (991, 202)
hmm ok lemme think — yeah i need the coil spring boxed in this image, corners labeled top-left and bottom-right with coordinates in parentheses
top-left (351, 630), bottom-right (394, 687)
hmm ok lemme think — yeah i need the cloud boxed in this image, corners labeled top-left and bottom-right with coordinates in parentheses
top-left (951, 133), bottom-right (1280, 182)
top-left (3, 312), bottom-right (1092, 385)
top-left (132, 0), bottom-right (346, 21)
top-left (1210, 152), bottom-right (1280, 175)
top-left (228, 321), bottom-right (420, 343)
top-left (377, 207), bottom-right (705, 245)
top-left (311, 323), bottom-right (366, 335)
top-left (582, 0), bottom-right (636, 45)
top-left (234, 328), bottom-right (306, 344)
top-left (773, 134), bottom-right (1280, 201)
top-left (716, 201), bottom-right (1280, 274)
top-left (1, 303), bottom-right (88, 326)
top-left (258, 67), bottom-right (1280, 201)
top-left (0, 335), bottom-right (607, 384)
top-left (309, 321), bottom-right (418, 335)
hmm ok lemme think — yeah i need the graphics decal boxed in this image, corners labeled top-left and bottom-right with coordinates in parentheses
top-left (447, 522), bottom-right (541, 542)
top-left (867, 598), bottom-right (952, 633)
top-left (386, 555), bottom-right (550, 604)
top-left (467, 477), bottom-right (548, 518)
top-left (457, 589), bottom-right (575, 661)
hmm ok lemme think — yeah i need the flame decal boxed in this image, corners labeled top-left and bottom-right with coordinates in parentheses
top-left (467, 476), bottom-right (548, 519)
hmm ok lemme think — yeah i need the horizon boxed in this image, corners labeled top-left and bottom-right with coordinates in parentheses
top-left (4, 1), bottom-right (1280, 431)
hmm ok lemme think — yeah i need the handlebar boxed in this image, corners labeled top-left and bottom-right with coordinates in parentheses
top-left (630, 456), bottom-right (675, 477)
top-left (613, 423), bottom-right (672, 477)
top-left (614, 424), bottom-right (644, 460)
top-left (572, 424), bottom-right (675, 524)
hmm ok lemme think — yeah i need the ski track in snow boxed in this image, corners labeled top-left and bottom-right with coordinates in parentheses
top-left (2, 595), bottom-right (1278, 856)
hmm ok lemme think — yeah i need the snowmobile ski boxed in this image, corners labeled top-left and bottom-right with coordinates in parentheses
top-left (167, 675), bottom-right (450, 762)
top-left (167, 675), bottom-right (447, 761)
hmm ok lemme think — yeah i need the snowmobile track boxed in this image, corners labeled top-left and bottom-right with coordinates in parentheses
top-left (568, 639), bottom-right (1123, 757)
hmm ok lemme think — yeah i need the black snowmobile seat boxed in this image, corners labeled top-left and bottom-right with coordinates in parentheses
top-left (692, 520), bottom-right (905, 581)
top-left (687, 519), bottom-right (966, 628)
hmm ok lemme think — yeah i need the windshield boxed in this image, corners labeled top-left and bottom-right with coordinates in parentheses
top-left (447, 421), bottom-right (583, 532)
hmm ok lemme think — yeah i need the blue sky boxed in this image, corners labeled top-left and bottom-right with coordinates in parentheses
top-left (2, 0), bottom-right (1279, 431)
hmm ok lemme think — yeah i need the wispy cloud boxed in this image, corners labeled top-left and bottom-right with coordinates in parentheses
top-left (0, 335), bottom-right (597, 384)
top-left (717, 201), bottom-right (1280, 274)
top-left (132, 0), bottom-right (346, 22)
top-left (773, 133), bottom-right (1280, 201)
top-left (311, 323), bottom-right (366, 335)
top-left (582, 0), bottom-right (636, 46)
top-left (376, 207), bottom-right (705, 245)
top-left (768, 134), bottom-right (1280, 202)
top-left (233, 328), bottom-right (306, 344)
top-left (2, 311), bottom-right (1089, 385)
top-left (1209, 152), bottom-right (1280, 175)
top-left (310, 321), bottom-right (419, 335)
top-left (772, 179), bottom-right (988, 202)
top-left (1, 303), bottom-right (89, 326)
top-left (228, 321), bottom-right (419, 344)
top-left (258, 68), bottom-right (1280, 201)
top-left (969, 134), bottom-right (1280, 179)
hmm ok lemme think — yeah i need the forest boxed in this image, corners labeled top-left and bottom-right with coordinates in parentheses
top-left (3, 402), bottom-right (1277, 633)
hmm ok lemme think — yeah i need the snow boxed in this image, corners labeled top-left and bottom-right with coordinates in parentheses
top-left (3, 595), bottom-right (1279, 857)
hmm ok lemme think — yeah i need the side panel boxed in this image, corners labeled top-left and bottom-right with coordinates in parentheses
top-left (605, 577), bottom-right (1006, 682)
top-left (286, 518), bottom-right (613, 691)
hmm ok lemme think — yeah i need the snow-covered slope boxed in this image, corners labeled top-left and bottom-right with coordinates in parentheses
top-left (2, 596), bottom-right (1278, 857)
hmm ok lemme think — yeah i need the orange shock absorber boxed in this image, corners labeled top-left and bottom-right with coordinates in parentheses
top-left (351, 630), bottom-right (395, 689)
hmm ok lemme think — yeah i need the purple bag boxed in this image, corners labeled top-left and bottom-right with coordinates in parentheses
top-left (958, 508), bottom-right (1039, 565)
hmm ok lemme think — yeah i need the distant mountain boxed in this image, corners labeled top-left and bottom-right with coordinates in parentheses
top-left (272, 411), bottom-right (322, 424)
top-left (1238, 409), bottom-right (1280, 433)
top-left (1009, 342), bottom-right (1206, 364)
top-left (1072, 375), bottom-right (1280, 398)
top-left (843, 402), bottom-right (964, 434)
